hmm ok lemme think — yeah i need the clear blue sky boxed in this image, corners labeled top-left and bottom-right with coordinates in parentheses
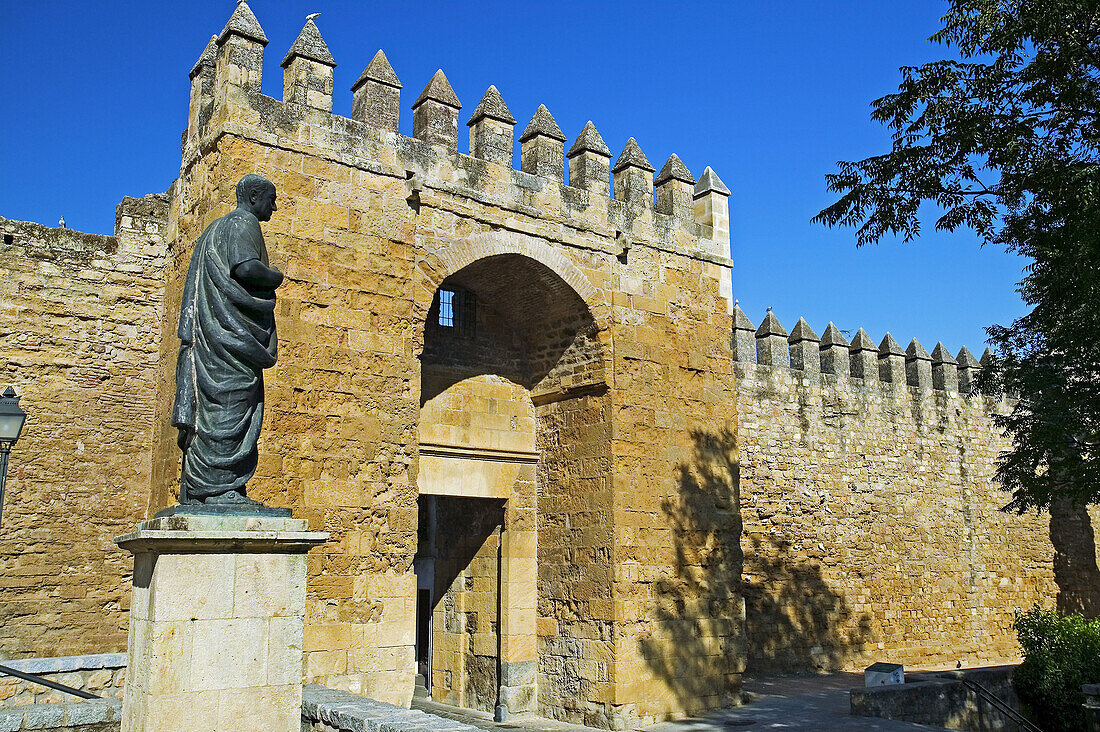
top-left (0, 1), bottom-right (1027, 355)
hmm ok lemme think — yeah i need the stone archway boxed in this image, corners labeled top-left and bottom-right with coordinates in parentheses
top-left (414, 245), bottom-right (610, 715)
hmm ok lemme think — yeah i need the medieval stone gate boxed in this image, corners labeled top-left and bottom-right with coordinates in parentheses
top-left (141, 5), bottom-right (741, 727)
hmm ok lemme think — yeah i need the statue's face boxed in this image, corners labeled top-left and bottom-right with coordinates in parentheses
top-left (251, 187), bottom-right (278, 222)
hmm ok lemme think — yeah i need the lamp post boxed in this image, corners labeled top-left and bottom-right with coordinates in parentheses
top-left (0, 387), bottom-right (27, 527)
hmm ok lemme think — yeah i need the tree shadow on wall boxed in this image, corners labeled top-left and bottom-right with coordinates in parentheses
top-left (639, 428), bottom-right (873, 710)
top-left (1050, 500), bottom-right (1100, 618)
top-left (637, 427), bottom-right (745, 706)
top-left (742, 533), bottom-right (874, 674)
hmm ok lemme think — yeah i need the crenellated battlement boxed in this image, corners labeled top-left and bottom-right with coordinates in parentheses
top-left (732, 304), bottom-right (1005, 404)
top-left (181, 2), bottom-right (732, 266)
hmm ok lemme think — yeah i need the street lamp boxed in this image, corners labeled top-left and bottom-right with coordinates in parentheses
top-left (0, 387), bottom-right (27, 527)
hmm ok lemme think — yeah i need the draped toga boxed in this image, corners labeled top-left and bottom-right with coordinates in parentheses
top-left (172, 209), bottom-right (278, 502)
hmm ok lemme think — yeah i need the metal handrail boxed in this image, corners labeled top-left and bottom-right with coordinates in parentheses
top-left (0, 663), bottom-right (100, 700)
top-left (958, 676), bottom-right (1042, 732)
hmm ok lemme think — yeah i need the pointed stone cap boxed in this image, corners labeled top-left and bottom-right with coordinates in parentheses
top-left (413, 69), bottom-right (461, 110)
top-left (218, 1), bottom-right (268, 46)
top-left (789, 317), bottom-right (820, 344)
top-left (190, 35), bottom-right (218, 80)
top-left (957, 346), bottom-right (981, 369)
top-left (981, 347), bottom-right (995, 366)
top-left (820, 322), bottom-right (849, 348)
top-left (756, 310), bottom-right (787, 338)
top-left (849, 328), bottom-right (876, 352)
top-left (352, 50), bottom-right (401, 92)
top-left (878, 333), bottom-right (904, 357)
top-left (694, 166), bottom-right (730, 197)
top-left (906, 338), bottom-right (931, 361)
top-left (519, 104), bottom-right (565, 143)
top-left (568, 121), bottom-right (611, 158)
top-left (282, 18), bottom-right (336, 68)
top-left (612, 138), bottom-right (654, 174)
top-left (931, 342), bottom-right (957, 365)
top-left (732, 304), bottom-right (756, 332)
top-left (655, 154), bottom-right (695, 186)
top-left (467, 85), bottom-right (515, 126)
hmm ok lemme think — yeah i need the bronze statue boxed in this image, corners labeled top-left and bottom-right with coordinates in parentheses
top-left (171, 174), bottom-right (283, 508)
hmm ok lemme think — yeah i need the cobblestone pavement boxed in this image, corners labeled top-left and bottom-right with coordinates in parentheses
top-left (412, 673), bottom-right (953, 731)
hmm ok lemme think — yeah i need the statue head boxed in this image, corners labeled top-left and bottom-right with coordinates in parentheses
top-left (236, 174), bottom-right (278, 222)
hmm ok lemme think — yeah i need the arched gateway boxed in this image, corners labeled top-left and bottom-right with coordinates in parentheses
top-left (414, 241), bottom-right (609, 713)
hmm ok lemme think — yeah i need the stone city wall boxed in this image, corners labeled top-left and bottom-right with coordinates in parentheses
top-left (0, 198), bottom-right (169, 659)
top-left (732, 308), bottom-right (1082, 673)
top-left (6, 4), bottom-right (1091, 730)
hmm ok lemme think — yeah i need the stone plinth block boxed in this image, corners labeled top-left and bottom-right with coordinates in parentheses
top-left (115, 511), bottom-right (328, 732)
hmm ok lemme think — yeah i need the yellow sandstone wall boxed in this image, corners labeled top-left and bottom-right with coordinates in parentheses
top-left (0, 196), bottom-right (170, 657)
top-left (735, 347), bottom-right (1088, 673)
top-left (157, 136), bottom-right (422, 703)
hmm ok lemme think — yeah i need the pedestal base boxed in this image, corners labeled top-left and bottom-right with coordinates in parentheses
top-left (116, 512), bottom-right (327, 732)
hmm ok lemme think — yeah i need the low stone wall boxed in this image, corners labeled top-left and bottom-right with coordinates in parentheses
top-left (850, 665), bottom-right (1024, 731)
top-left (0, 661), bottom-right (482, 731)
top-left (0, 698), bottom-right (121, 731)
top-left (301, 685), bottom-right (476, 732)
top-left (0, 655), bottom-right (126, 707)
top-left (1084, 684), bottom-right (1100, 732)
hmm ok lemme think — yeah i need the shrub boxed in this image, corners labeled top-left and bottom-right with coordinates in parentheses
top-left (1012, 606), bottom-right (1100, 732)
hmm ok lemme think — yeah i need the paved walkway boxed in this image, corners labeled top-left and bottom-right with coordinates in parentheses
top-left (648, 673), bottom-right (951, 731)
top-left (412, 673), bottom-right (952, 732)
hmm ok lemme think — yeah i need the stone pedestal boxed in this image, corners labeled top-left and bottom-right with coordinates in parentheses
top-left (115, 510), bottom-right (328, 732)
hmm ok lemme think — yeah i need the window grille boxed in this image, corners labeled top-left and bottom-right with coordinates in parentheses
top-left (436, 287), bottom-right (476, 337)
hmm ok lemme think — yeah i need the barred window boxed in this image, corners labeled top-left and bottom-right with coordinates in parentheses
top-left (437, 287), bottom-right (476, 337)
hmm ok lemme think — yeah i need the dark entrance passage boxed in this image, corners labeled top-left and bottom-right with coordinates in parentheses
top-left (415, 588), bottom-right (432, 690)
top-left (414, 494), bottom-right (506, 711)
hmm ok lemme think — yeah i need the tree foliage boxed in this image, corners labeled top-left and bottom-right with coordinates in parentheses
top-left (1012, 606), bottom-right (1100, 731)
top-left (815, 0), bottom-right (1100, 511)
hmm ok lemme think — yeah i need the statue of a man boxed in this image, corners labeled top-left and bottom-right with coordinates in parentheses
top-left (172, 174), bottom-right (282, 507)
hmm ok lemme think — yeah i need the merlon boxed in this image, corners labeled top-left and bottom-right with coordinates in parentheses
top-left (413, 69), bottom-right (460, 109)
top-left (281, 18), bottom-right (336, 68)
top-left (218, 1), bottom-right (268, 46)
top-left (352, 50), bottom-right (401, 92)
top-left (520, 105), bottom-right (565, 142)
top-left (568, 121), bottom-right (611, 158)
top-left (655, 154), bottom-right (694, 186)
top-left (694, 166), bottom-right (730, 197)
top-left (613, 137), bottom-right (654, 174)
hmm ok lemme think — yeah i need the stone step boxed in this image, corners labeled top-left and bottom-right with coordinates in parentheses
top-left (302, 685), bottom-right (477, 732)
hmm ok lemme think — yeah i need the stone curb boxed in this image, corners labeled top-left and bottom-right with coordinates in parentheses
top-left (303, 686), bottom-right (478, 732)
top-left (0, 655), bottom-right (126, 676)
top-left (0, 698), bottom-right (121, 731)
